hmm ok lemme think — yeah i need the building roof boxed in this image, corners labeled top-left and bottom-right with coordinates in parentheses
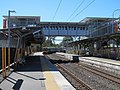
top-left (3, 16), bottom-right (40, 19)
top-left (80, 17), bottom-right (117, 23)
top-left (39, 21), bottom-right (87, 26)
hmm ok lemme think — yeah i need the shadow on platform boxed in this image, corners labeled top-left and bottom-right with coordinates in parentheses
top-left (15, 56), bottom-right (42, 72)
top-left (12, 79), bottom-right (23, 90)
top-left (4, 77), bottom-right (23, 90)
top-left (15, 56), bottom-right (59, 72)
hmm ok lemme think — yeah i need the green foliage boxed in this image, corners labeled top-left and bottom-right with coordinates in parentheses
top-left (42, 38), bottom-right (57, 47)
top-left (60, 36), bottom-right (73, 47)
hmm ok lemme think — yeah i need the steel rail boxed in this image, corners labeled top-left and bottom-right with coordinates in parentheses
top-left (77, 63), bottom-right (120, 84)
top-left (56, 64), bottom-right (93, 90)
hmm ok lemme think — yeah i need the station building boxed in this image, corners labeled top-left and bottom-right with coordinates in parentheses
top-left (3, 16), bottom-right (40, 28)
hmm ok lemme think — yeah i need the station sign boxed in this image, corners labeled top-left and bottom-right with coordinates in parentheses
top-left (3, 19), bottom-right (7, 28)
top-left (115, 19), bottom-right (120, 32)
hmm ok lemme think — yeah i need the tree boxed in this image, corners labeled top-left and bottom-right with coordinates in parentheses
top-left (42, 37), bottom-right (57, 47)
top-left (60, 36), bottom-right (73, 47)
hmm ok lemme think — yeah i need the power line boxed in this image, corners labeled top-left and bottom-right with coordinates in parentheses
top-left (52, 0), bottom-right (62, 20)
top-left (69, 0), bottom-right (95, 21)
top-left (67, 0), bottom-right (86, 21)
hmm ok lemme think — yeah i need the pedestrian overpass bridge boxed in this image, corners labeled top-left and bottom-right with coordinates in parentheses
top-left (0, 21), bottom-right (89, 48)
top-left (39, 22), bottom-right (89, 36)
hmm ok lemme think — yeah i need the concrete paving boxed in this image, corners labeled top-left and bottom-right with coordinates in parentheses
top-left (0, 52), bottom-right (76, 90)
top-left (0, 56), bottom-right (46, 90)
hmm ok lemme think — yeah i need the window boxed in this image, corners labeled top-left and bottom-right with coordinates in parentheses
top-left (50, 26), bottom-right (52, 30)
top-left (65, 26), bottom-right (67, 30)
top-left (62, 26), bottom-right (64, 30)
top-left (56, 26), bottom-right (58, 30)
top-left (83, 27), bottom-right (85, 30)
top-left (74, 27), bottom-right (76, 30)
top-left (80, 27), bottom-right (82, 30)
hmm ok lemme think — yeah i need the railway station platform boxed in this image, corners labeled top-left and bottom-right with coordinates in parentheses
top-left (80, 56), bottom-right (120, 74)
top-left (80, 57), bottom-right (120, 66)
top-left (56, 52), bottom-right (120, 75)
top-left (0, 52), bottom-right (75, 90)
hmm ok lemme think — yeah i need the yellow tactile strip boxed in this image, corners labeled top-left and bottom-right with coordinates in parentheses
top-left (41, 58), bottom-right (60, 90)
top-left (43, 71), bottom-right (60, 90)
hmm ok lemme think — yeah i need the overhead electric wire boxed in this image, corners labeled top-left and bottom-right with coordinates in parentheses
top-left (69, 0), bottom-right (95, 21)
top-left (67, 0), bottom-right (86, 21)
top-left (52, 0), bottom-right (62, 20)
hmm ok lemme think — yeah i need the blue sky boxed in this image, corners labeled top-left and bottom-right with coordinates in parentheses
top-left (1, 0), bottom-right (120, 44)
top-left (0, 0), bottom-right (120, 29)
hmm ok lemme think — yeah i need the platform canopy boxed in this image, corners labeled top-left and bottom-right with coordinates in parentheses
top-left (0, 26), bottom-right (44, 44)
top-left (69, 33), bottom-right (120, 45)
top-left (80, 17), bottom-right (116, 24)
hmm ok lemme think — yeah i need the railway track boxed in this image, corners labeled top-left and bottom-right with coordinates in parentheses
top-left (76, 62), bottom-right (120, 84)
top-left (56, 63), bottom-right (93, 90)
top-left (47, 54), bottom-right (120, 89)
top-left (47, 54), bottom-right (93, 89)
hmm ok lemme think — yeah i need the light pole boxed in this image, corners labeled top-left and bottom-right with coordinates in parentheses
top-left (112, 9), bottom-right (120, 33)
top-left (8, 10), bottom-right (16, 71)
top-left (8, 10), bottom-right (16, 47)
